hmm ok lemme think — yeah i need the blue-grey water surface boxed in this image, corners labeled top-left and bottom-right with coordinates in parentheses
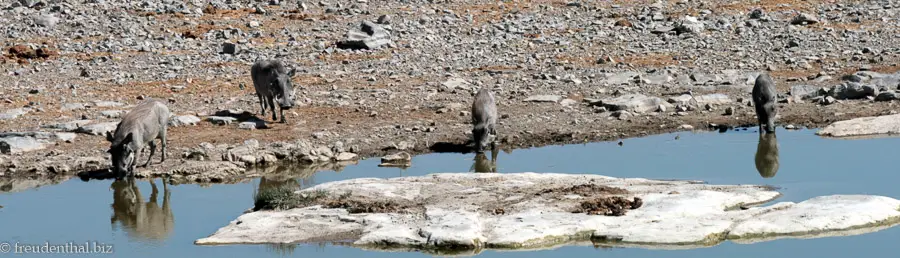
top-left (2, 128), bottom-right (900, 257)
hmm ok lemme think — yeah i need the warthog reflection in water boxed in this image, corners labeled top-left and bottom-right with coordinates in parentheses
top-left (470, 148), bottom-right (499, 173)
top-left (110, 178), bottom-right (174, 241)
top-left (754, 132), bottom-right (780, 178)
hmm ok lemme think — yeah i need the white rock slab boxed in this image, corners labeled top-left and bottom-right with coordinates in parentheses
top-left (816, 114), bottom-right (900, 138)
top-left (195, 173), bottom-right (900, 253)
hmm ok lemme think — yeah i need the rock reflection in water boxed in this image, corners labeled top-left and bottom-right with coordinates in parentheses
top-left (754, 133), bottom-right (780, 178)
top-left (110, 178), bottom-right (174, 242)
top-left (471, 149), bottom-right (499, 173)
top-left (253, 162), bottom-right (350, 200)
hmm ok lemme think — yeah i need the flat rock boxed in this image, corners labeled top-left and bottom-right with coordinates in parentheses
top-left (692, 94), bottom-right (732, 105)
top-left (196, 173), bottom-right (900, 252)
top-left (441, 78), bottom-right (470, 90)
top-left (61, 103), bottom-right (87, 111)
top-left (207, 116), bottom-right (238, 125)
top-left (0, 137), bottom-right (47, 154)
top-left (729, 195), bottom-right (900, 240)
top-left (92, 101), bottom-right (124, 107)
top-left (100, 110), bottom-right (125, 118)
top-left (603, 72), bottom-right (640, 85)
top-left (41, 120), bottom-right (92, 131)
top-left (0, 108), bottom-right (30, 120)
top-left (75, 122), bottom-right (118, 136)
top-left (816, 114), bottom-right (900, 138)
top-left (169, 115), bottom-right (202, 127)
top-left (524, 95), bottom-right (562, 103)
top-left (596, 94), bottom-right (664, 113)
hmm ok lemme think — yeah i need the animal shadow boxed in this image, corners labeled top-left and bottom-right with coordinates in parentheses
top-left (213, 109), bottom-right (270, 129)
top-left (110, 178), bottom-right (174, 242)
top-left (754, 132), bottom-right (780, 178)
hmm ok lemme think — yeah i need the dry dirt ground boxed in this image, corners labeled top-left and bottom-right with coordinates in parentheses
top-left (2, 0), bottom-right (900, 191)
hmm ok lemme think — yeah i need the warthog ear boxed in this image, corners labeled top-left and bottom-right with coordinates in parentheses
top-left (105, 131), bottom-right (114, 142)
top-left (122, 132), bottom-right (134, 146)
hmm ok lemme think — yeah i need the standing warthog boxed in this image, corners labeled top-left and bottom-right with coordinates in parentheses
top-left (752, 73), bottom-right (778, 134)
top-left (106, 100), bottom-right (171, 179)
top-left (754, 132), bottom-right (780, 178)
top-left (471, 86), bottom-right (498, 153)
top-left (250, 59), bottom-right (296, 123)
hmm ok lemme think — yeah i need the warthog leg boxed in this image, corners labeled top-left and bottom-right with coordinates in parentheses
top-left (257, 93), bottom-right (266, 116)
top-left (143, 140), bottom-right (157, 168)
top-left (266, 97), bottom-right (277, 121)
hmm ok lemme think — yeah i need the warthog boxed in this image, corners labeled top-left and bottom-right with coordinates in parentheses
top-left (754, 132), bottom-right (779, 178)
top-left (250, 59), bottom-right (296, 123)
top-left (106, 100), bottom-right (171, 179)
top-left (471, 86), bottom-right (498, 153)
top-left (752, 73), bottom-right (778, 134)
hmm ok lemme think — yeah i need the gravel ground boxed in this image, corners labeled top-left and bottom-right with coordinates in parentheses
top-left (2, 0), bottom-right (900, 191)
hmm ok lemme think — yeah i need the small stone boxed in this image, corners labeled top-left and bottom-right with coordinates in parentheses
top-left (335, 152), bottom-right (358, 161)
top-left (724, 107), bottom-right (735, 116)
top-left (377, 14), bottom-right (391, 24)
top-left (791, 13), bottom-right (819, 25)
top-left (100, 110), bottom-right (125, 118)
top-left (379, 152), bottom-right (411, 167)
top-left (169, 115), bottom-right (201, 127)
top-left (34, 15), bottom-right (60, 27)
top-left (679, 124), bottom-right (694, 130)
top-left (238, 122), bottom-right (257, 130)
top-left (221, 43), bottom-right (239, 55)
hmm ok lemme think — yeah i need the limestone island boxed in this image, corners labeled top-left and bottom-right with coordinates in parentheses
top-left (195, 172), bottom-right (900, 254)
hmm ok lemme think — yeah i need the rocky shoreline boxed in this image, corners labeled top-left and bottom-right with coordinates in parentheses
top-left (4, 0), bottom-right (900, 191)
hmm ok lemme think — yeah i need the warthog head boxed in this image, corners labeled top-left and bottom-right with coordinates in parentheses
top-left (472, 124), bottom-right (491, 153)
top-left (107, 132), bottom-right (136, 178)
top-left (274, 68), bottom-right (297, 110)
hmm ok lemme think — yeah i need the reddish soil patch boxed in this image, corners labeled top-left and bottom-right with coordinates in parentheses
top-left (575, 196), bottom-right (643, 216)
top-left (537, 184), bottom-right (629, 196)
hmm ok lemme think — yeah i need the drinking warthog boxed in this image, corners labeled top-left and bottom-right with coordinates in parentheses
top-left (106, 100), bottom-right (171, 179)
top-left (471, 86), bottom-right (498, 153)
top-left (250, 59), bottom-right (296, 123)
top-left (754, 132), bottom-right (779, 178)
top-left (752, 73), bottom-right (778, 134)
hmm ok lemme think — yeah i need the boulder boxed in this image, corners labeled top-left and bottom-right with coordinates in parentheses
top-left (816, 114), bottom-right (900, 138)
top-left (336, 21), bottom-right (392, 50)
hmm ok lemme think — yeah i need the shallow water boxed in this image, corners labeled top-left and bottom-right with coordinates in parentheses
top-left (3, 128), bottom-right (900, 257)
